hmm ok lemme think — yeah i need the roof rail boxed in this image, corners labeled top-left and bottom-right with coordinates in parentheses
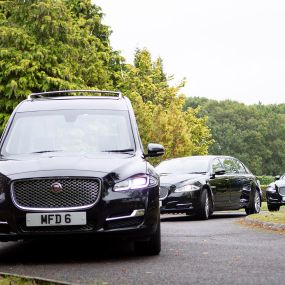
top-left (28, 90), bottom-right (122, 100)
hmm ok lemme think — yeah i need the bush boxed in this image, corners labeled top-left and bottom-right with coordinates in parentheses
top-left (256, 176), bottom-right (275, 186)
top-left (260, 185), bottom-right (268, 202)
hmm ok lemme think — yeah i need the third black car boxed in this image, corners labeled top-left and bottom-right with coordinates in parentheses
top-left (156, 155), bottom-right (262, 219)
top-left (266, 174), bottom-right (285, 211)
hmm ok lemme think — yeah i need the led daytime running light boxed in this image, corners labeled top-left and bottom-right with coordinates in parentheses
top-left (114, 175), bottom-right (150, 191)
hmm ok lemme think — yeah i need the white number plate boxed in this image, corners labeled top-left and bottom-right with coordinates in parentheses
top-left (26, 212), bottom-right (86, 227)
top-left (282, 196), bottom-right (285, 201)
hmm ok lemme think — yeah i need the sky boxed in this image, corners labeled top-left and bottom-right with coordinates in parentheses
top-left (95, 0), bottom-right (285, 105)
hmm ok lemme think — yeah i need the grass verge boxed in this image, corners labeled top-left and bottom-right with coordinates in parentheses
top-left (239, 202), bottom-right (285, 234)
top-left (0, 274), bottom-right (65, 285)
top-left (250, 212), bottom-right (285, 224)
top-left (252, 202), bottom-right (285, 223)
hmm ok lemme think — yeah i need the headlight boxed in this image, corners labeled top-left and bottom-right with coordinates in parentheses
top-left (266, 185), bottom-right (276, 193)
top-left (114, 175), bottom-right (150, 191)
top-left (175, 184), bottom-right (200, 192)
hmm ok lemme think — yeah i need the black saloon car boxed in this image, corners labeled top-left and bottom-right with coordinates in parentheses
top-left (266, 174), bottom-right (285, 211)
top-left (157, 155), bottom-right (261, 219)
top-left (0, 90), bottom-right (164, 255)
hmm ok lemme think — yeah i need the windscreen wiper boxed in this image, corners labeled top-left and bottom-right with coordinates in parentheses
top-left (102, 149), bottom-right (135, 153)
top-left (31, 150), bottom-right (63, 154)
top-left (188, 172), bottom-right (207, 174)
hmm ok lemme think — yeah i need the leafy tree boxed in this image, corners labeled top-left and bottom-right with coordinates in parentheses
top-left (0, 1), bottom-right (213, 160)
top-left (0, 0), bottom-right (122, 132)
top-left (185, 97), bottom-right (285, 175)
top-left (119, 49), bottom-right (213, 160)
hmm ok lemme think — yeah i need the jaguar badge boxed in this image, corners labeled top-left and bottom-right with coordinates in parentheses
top-left (51, 182), bottom-right (63, 193)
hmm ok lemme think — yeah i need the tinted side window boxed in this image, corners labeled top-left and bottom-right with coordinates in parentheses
top-left (234, 159), bottom-right (247, 174)
top-left (211, 158), bottom-right (224, 172)
top-left (221, 158), bottom-right (237, 174)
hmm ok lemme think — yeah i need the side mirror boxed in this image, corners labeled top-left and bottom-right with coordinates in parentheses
top-left (215, 168), bottom-right (226, 175)
top-left (145, 143), bottom-right (165, 158)
top-left (275, 175), bottom-right (280, 181)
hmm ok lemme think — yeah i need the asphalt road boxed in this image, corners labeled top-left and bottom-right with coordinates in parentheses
top-left (0, 212), bottom-right (284, 285)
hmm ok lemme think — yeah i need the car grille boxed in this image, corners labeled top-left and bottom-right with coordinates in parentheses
top-left (159, 186), bottom-right (169, 200)
top-left (11, 178), bottom-right (101, 210)
top-left (279, 187), bottom-right (285, 196)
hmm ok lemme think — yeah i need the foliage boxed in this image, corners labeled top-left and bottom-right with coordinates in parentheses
top-left (257, 176), bottom-right (275, 186)
top-left (184, 97), bottom-right (285, 175)
top-left (0, 1), bottom-right (213, 159)
top-left (118, 49), bottom-right (213, 161)
top-left (0, 0), bottom-right (122, 133)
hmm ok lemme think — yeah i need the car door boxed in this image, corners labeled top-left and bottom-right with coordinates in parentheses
top-left (209, 158), bottom-right (231, 210)
top-left (230, 159), bottom-right (251, 209)
top-left (218, 157), bottom-right (237, 210)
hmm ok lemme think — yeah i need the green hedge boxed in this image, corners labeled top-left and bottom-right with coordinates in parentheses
top-left (256, 176), bottom-right (275, 185)
top-left (256, 176), bottom-right (273, 201)
top-left (260, 185), bottom-right (268, 202)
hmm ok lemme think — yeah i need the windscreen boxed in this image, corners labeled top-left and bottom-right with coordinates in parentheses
top-left (156, 157), bottom-right (210, 174)
top-left (1, 110), bottom-right (135, 156)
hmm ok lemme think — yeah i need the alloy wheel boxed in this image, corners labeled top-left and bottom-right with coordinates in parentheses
top-left (205, 192), bottom-right (209, 217)
top-left (254, 192), bottom-right (261, 213)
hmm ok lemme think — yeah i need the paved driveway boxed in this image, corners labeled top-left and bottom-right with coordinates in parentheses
top-left (0, 212), bottom-right (284, 285)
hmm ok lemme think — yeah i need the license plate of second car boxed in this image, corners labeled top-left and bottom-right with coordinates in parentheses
top-left (26, 212), bottom-right (86, 227)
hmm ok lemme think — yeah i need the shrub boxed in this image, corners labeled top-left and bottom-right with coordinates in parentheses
top-left (256, 176), bottom-right (275, 186)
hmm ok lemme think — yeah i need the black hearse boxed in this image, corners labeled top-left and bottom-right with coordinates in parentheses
top-left (0, 90), bottom-right (164, 255)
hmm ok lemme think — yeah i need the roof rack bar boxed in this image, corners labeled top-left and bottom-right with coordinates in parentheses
top-left (28, 90), bottom-right (122, 100)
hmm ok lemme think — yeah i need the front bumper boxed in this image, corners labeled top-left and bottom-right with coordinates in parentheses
top-left (0, 183), bottom-right (159, 242)
top-left (160, 190), bottom-right (201, 214)
top-left (266, 192), bottom-right (285, 206)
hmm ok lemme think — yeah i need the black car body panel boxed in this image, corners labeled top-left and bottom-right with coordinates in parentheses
top-left (266, 175), bottom-right (285, 209)
top-left (0, 91), bottom-right (163, 248)
top-left (157, 155), bottom-right (261, 216)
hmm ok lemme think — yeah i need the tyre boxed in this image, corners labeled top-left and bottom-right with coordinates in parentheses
top-left (245, 189), bottom-right (261, 215)
top-left (267, 204), bottom-right (280, 212)
top-left (196, 189), bottom-right (210, 220)
top-left (134, 221), bottom-right (161, 256)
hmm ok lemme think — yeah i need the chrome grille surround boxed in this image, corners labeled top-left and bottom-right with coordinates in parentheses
top-left (11, 177), bottom-right (101, 211)
top-left (159, 186), bottom-right (169, 200)
top-left (279, 187), bottom-right (285, 196)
